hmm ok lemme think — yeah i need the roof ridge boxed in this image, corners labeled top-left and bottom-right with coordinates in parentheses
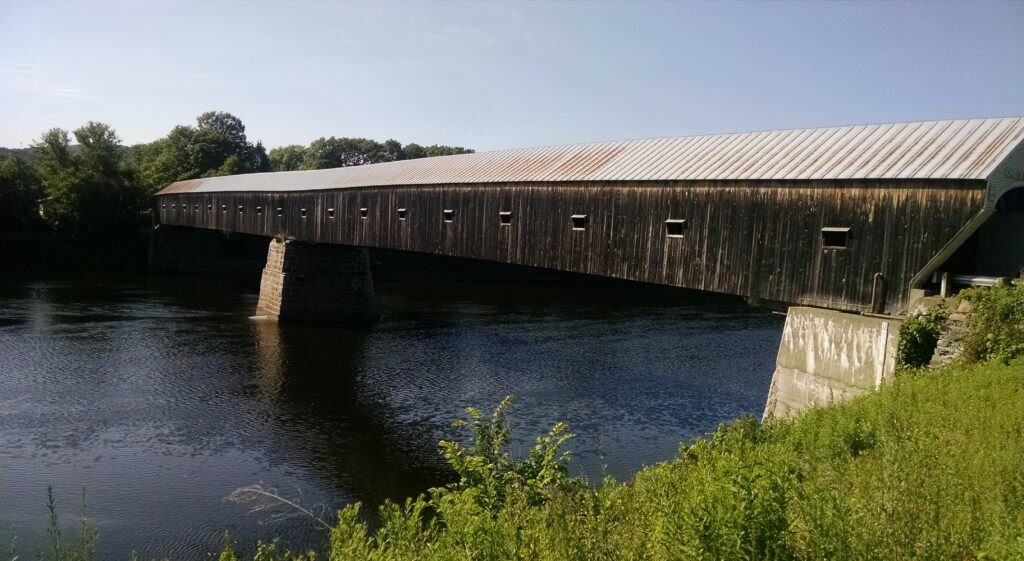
top-left (157, 116), bottom-right (1024, 195)
top-left (471, 116), bottom-right (1024, 155)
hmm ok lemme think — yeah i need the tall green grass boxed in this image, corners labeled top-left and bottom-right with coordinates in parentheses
top-left (310, 359), bottom-right (1023, 561)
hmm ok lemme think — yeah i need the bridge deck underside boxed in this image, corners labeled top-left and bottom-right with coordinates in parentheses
top-left (156, 179), bottom-right (985, 313)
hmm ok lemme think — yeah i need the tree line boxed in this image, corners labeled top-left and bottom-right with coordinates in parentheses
top-left (0, 111), bottom-right (472, 267)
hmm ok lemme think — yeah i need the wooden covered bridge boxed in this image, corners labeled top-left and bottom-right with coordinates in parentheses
top-left (155, 117), bottom-right (1024, 320)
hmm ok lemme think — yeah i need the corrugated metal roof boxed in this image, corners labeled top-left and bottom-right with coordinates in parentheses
top-left (158, 117), bottom-right (1024, 195)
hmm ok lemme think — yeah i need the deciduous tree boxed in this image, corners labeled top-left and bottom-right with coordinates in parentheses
top-left (268, 144), bottom-right (306, 172)
top-left (0, 155), bottom-right (43, 231)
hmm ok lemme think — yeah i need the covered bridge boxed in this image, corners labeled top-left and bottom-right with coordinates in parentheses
top-left (156, 117), bottom-right (1024, 315)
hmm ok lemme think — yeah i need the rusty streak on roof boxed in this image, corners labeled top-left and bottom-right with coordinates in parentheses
top-left (158, 117), bottom-right (1024, 195)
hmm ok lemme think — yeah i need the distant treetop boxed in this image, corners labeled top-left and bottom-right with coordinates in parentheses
top-left (1, 111), bottom-right (474, 192)
top-left (269, 137), bottom-right (473, 172)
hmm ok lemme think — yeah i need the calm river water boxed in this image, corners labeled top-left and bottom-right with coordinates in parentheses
top-left (0, 271), bottom-right (783, 559)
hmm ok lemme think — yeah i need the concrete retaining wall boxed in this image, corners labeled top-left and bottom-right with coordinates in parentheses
top-left (763, 307), bottom-right (901, 420)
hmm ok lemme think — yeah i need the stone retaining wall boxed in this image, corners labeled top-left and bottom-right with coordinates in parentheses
top-left (929, 299), bottom-right (976, 367)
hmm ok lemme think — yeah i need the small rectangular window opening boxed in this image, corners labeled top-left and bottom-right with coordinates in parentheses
top-left (221, 204), bottom-right (227, 212)
top-left (398, 208), bottom-right (408, 221)
top-left (276, 207), bottom-right (283, 217)
top-left (571, 214), bottom-right (588, 231)
top-left (665, 219), bottom-right (687, 238)
top-left (238, 205), bottom-right (244, 213)
top-left (162, 204), bottom-right (167, 210)
top-left (443, 209), bottom-right (455, 223)
top-left (300, 208), bottom-right (308, 218)
top-left (194, 204), bottom-right (200, 211)
top-left (207, 204), bottom-right (213, 211)
top-left (256, 206), bottom-right (263, 215)
top-left (359, 207), bottom-right (369, 219)
top-left (821, 227), bottom-right (850, 249)
top-left (499, 211), bottom-right (512, 226)
top-left (171, 204), bottom-right (176, 210)
top-left (327, 208), bottom-right (336, 219)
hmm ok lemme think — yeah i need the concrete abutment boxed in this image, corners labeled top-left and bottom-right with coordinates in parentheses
top-left (763, 307), bottom-right (901, 420)
top-left (255, 238), bottom-right (380, 324)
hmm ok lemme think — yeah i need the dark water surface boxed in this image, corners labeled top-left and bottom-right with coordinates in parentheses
top-left (0, 272), bottom-right (783, 559)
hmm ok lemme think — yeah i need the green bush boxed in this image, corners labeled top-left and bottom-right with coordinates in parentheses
top-left (437, 396), bottom-right (577, 512)
top-left (960, 283), bottom-right (1024, 364)
top-left (895, 302), bottom-right (947, 371)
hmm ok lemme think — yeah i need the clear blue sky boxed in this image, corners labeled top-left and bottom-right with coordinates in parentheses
top-left (1, 1), bottom-right (1021, 151)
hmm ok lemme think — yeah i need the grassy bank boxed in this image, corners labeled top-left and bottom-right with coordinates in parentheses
top-left (295, 359), bottom-right (1021, 561)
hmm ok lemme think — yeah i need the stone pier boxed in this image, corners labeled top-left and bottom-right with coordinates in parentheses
top-left (763, 307), bottom-right (901, 420)
top-left (255, 238), bottom-right (380, 324)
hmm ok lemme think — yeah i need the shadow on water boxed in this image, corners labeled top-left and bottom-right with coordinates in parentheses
top-left (247, 319), bottom-right (454, 506)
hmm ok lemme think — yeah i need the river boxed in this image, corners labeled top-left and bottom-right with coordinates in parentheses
top-left (0, 270), bottom-right (782, 559)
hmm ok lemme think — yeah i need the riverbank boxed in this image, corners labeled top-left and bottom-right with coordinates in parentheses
top-left (29, 359), bottom-right (1023, 561)
top-left (284, 286), bottom-right (1024, 561)
top-left (298, 358), bottom-right (1021, 561)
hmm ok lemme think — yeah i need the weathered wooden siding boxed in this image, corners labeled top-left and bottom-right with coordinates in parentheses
top-left (156, 179), bottom-right (986, 313)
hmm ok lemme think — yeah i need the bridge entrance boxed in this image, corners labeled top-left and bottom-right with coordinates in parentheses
top-left (935, 186), bottom-right (1024, 292)
top-left (975, 186), bottom-right (1024, 279)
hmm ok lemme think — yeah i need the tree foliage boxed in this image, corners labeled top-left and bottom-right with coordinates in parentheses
top-left (959, 283), bottom-right (1024, 363)
top-left (34, 122), bottom-right (148, 245)
top-left (298, 137), bottom-right (473, 171)
top-left (1, 110), bottom-right (473, 265)
top-left (301, 137), bottom-right (395, 169)
top-left (0, 154), bottom-right (43, 231)
top-left (268, 145), bottom-right (307, 172)
top-left (133, 111), bottom-right (270, 189)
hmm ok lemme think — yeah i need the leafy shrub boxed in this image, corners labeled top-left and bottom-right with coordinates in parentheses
top-left (326, 396), bottom-right (579, 559)
top-left (960, 283), bottom-right (1024, 363)
top-left (437, 395), bottom-right (577, 512)
top-left (895, 302), bottom-right (947, 370)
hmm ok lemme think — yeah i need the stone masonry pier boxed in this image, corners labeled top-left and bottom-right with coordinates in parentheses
top-left (255, 238), bottom-right (380, 324)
